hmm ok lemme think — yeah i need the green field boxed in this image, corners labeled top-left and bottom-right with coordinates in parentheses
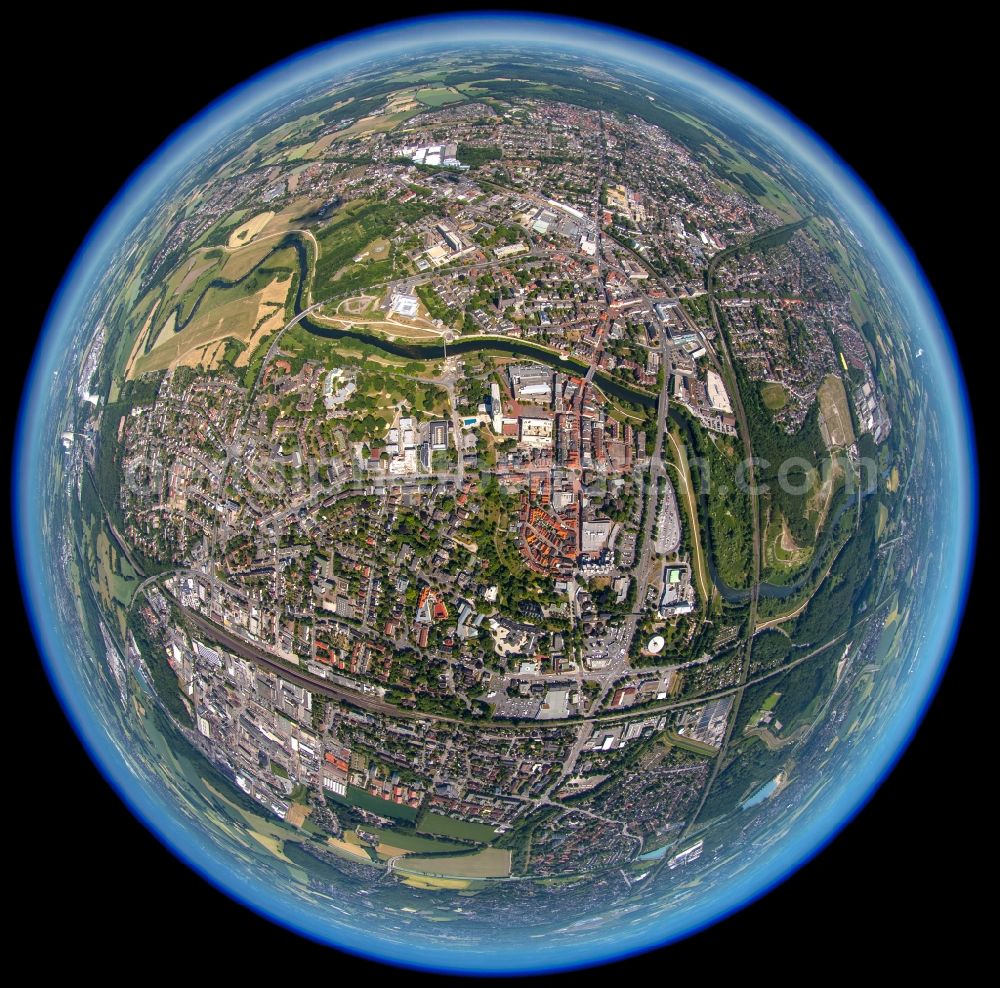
top-left (665, 730), bottom-right (719, 756)
top-left (313, 198), bottom-right (432, 292)
top-left (415, 87), bottom-right (464, 107)
top-left (397, 847), bottom-right (512, 878)
top-left (350, 826), bottom-right (465, 854)
top-left (817, 374), bottom-right (855, 449)
top-left (418, 811), bottom-right (500, 843)
top-left (761, 381), bottom-right (787, 411)
top-left (691, 425), bottom-right (753, 589)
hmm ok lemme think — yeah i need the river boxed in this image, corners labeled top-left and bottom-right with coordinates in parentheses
top-left (285, 231), bottom-right (869, 605)
top-left (669, 407), bottom-right (877, 602)
top-left (299, 316), bottom-right (658, 409)
top-left (270, 230), bottom-right (656, 409)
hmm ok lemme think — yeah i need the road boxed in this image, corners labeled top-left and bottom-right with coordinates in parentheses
top-left (127, 190), bottom-right (820, 817)
top-left (609, 338), bottom-right (670, 689)
top-left (666, 430), bottom-right (711, 604)
top-left (166, 594), bottom-right (851, 736)
top-left (586, 216), bottom-right (813, 833)
top-left (182, 607), bottom-right (459, 722)
top-left (676, 231), bottom-right (777, 837)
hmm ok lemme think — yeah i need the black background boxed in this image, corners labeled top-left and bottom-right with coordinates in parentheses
top-left (8, 4), bottom-right (983, 978)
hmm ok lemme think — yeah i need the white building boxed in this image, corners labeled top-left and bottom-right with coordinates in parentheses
top-left (668, 840), bottom-right (704, 869)
top-left (706, 370), bottom-right (733, 413)
top-left (390, 293), bottom-right (419, 318)
top-left (520, 417), bottom-right (553, 448)
top-left (490, 381), bottom-right (504, 434)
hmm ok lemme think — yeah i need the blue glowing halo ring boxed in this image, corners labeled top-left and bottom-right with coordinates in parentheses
top-left (13, 12), bottom-right (978, 976)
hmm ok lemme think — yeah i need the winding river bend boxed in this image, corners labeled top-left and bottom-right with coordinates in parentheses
top-left (255, 231), bottom-right (658, 408)
top-left (299, 316), bottom-right (658, 409)
top-left (280, 232), bottom-right (870, 604)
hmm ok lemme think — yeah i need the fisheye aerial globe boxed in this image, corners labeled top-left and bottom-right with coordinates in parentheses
top-left (14, 13), bottom-right (976, 976)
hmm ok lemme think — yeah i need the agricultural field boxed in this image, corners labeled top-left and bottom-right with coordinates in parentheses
top-left (415, 86), bottom-right (465, 107)
top-left (399, 875), bottom-right (476, 890)
top-left (876, 501), bottom-right (889, 539)
top-left (228, 211), bottom-right (275, 248)
top-left (122, 228), bottom-right (307, 382)
top-left (327, 836), bottom-right (375, 861)
top-left (122, 297), bottom-right (161, 379)
top-left (131, 272), bottom-right (291, 376)
top-left (352, 827), bottom-right (466, 856)
top-left (219, 238), bottom-right (290, 281)
top-left (88, 521), bottom-right (139, 637)
top-left (817, 375), bottom-right (855, 449)
top-left (397, 847), bottom-right (512, 879)
top-left (333, 105), bottom-right (422, 141)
